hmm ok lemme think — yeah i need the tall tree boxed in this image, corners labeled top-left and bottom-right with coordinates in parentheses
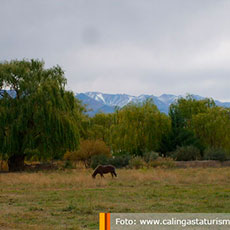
top-left (86, 113), bottom-right (114, 143)
top-left (191, 107), bottom-right (230, 151)
top-left (160, 96), bottom-right (215, 155)
top-left (0, 59), bottom-right (84, 171)
top-left (110, 99), bottom-right (171, 155)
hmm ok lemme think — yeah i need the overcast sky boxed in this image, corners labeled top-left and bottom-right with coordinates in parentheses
top-left (1, 0), bottom-right (230, 101)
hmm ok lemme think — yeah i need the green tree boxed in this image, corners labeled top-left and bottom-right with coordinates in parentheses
top-left (191, 107), bottom-right (230, 152)
top-left (160, 96), bottom-right (214, 155)
top-left (110, 99), bottom-right (171, 155)
top-left (0, 59), bottom-right (84, 171)
top-left (169, 95), bottom-right (215, 130)
top-left (86, 113), bottom-right (114, 143)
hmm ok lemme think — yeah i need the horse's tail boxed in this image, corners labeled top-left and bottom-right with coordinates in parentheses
top-left (112, 166), bottom-right (117, 177)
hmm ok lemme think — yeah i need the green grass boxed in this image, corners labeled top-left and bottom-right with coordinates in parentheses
top-left (0, 168), bottom-right (230, 229)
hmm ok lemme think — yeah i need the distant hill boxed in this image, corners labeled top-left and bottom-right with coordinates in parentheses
top-left (76, 92), bottom-right (230, 116)
top-left (2, 90), bottom-right (230, 116)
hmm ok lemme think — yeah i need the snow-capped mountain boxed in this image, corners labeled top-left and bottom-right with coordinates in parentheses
top-left (158, 94), bottom-right (180, 106)
top-left (75, 92), bottom-right (230, 116)
top-left (85, 92), bottom-right (135, 107)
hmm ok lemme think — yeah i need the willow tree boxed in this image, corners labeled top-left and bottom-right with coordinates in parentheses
top-left (110, 99), bottom-right (171, 155)
top-left (86, 113), bottom-right (114, 143)
top-left (191, 107), bottom-right (230, 151)
top-left (0, 59), bottom-right (84, 171)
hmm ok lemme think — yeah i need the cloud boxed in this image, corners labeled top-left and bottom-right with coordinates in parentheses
top-left (1, 0), bottom-right (230, 100)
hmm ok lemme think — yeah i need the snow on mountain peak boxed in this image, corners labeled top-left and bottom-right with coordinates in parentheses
top-left (76, 92), bottom-right (230, 116)
top-left (85, 92), bottom-right (136, 107)
top-left (158, 94), bottom-right (178, 105)
top-left (95, 93), bottom-right (105, 103)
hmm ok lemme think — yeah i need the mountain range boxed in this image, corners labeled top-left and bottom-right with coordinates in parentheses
top-left (75, 92), bottom-right (230, 116)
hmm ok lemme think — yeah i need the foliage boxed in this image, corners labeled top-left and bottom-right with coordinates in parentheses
top-left (90, 154), bottom-right (110, 169)
top-left (0, 160), bottom-right (8, 171)
top-left (63, 151), bottom-right (74, 161)
top-left (128, 156), bottom-right (146, 169)
top-left (63, 160), bottom-right (74, 169)
top-left (191, 107), bottom-right (230, 152)
top-left (143, 151), bottom-right (159, 163)
top-left (86, 113), bottom-right (114, 143)
top-left (3, 60), bottom-right (230, 169)
top-left (204, 148), bottom-right (229, 161)
top-left (172, 145), bottom-right (201, 161)
top-left (110, 99), bottom-right (171, 155)
top-left (160, 96), bottom-right (214, 155)
top-left (65, 139), bottom-right (111, 168)
top-left (169, 95), bottom-right (215, 130)
top-left (0, 59), bottom-right (85, 171)
top-left (90, 153), bottom-right (132, 169)
top-left (148, 157), bottom-right (175, 168)
top-left (109, 154), bottom-right (132, 168)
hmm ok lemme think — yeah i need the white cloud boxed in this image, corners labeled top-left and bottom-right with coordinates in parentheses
top-left (1, 0), bottom-right (230, 101)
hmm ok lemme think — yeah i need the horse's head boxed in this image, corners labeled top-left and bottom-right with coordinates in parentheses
top-left (92, 169), bottom-right (98, 178)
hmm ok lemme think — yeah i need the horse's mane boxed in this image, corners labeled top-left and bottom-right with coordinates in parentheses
top-left (94, 165), bottom-right (102, 171)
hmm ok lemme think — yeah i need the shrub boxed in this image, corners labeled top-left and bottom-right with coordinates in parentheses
top-left (172, 145), bottom-right (201, 161)
top-left (63, 160), bottom-right (74, 169)
top-left (63, 151), bottom-right (75, 161)
top-left (204, 148), bottom-right (228, 161)
top-left (143, 151), bottom-right (159, 163)
top-left (90, 153), bottom-right (131, 169)
top-left (24, 148), bottom-right (41, 161)
top-left (63, 140), bottom-right (111, 168)
top-left (128, 157), bottom-right (146, 169)
top-left (148, 157), bottom-right (175, 168)
top-left (109, 155), bottom-right (131, 168)
top-left (0, 160), bottom-right (8, 171)
top-left (90, 154), bottom-right (110, 169)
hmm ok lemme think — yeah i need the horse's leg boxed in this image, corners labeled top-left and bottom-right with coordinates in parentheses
top-left (111, 172), bottom-right (114, 178)
top-left (100, 173), bottom-right (104, 178)
top-left (113, 171), bottom-right (117, 177)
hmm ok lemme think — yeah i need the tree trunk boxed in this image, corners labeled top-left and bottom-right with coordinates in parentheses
top-left (8, 154), bottom-right (25, 172)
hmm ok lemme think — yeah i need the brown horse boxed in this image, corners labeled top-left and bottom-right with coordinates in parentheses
top-left (92, 165), bottom-right (117, 178)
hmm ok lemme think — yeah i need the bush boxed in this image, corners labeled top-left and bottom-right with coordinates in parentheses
top-left (63, 151), bottom-right (76, 161)
top-left (172, 145), bottom-right (201, 161)
top-left (90, 154), bottom-right (132, 169)
top-left (109, 155), bottom-right (131, 168)
top-left (128, 157), bottom-right (146, 169)
top-left (90, 154), bottom-right (110, 169)
top-left (0, 160), bottom-right (8, 171)
top-left (64, 160), bottom-right (74, 169)
top-left (63, 140), bottom-right (111, 168)
top-left (204, 148), bottom-right (228, 161)
top-left (148, 157), bottom-right (175, 168)
top-left (143, 151), bottom-right (159, 163)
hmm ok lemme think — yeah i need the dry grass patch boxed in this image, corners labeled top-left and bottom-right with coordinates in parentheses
top-left (115, 168), bottom-right (230, 185)
top-left (1, 168), bottom-right (230, 229)
top-left (0, 169), bottom-right (109, 189)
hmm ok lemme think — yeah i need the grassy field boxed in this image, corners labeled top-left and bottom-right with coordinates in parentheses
top-left (1, 167), bottom-right (230, 230)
